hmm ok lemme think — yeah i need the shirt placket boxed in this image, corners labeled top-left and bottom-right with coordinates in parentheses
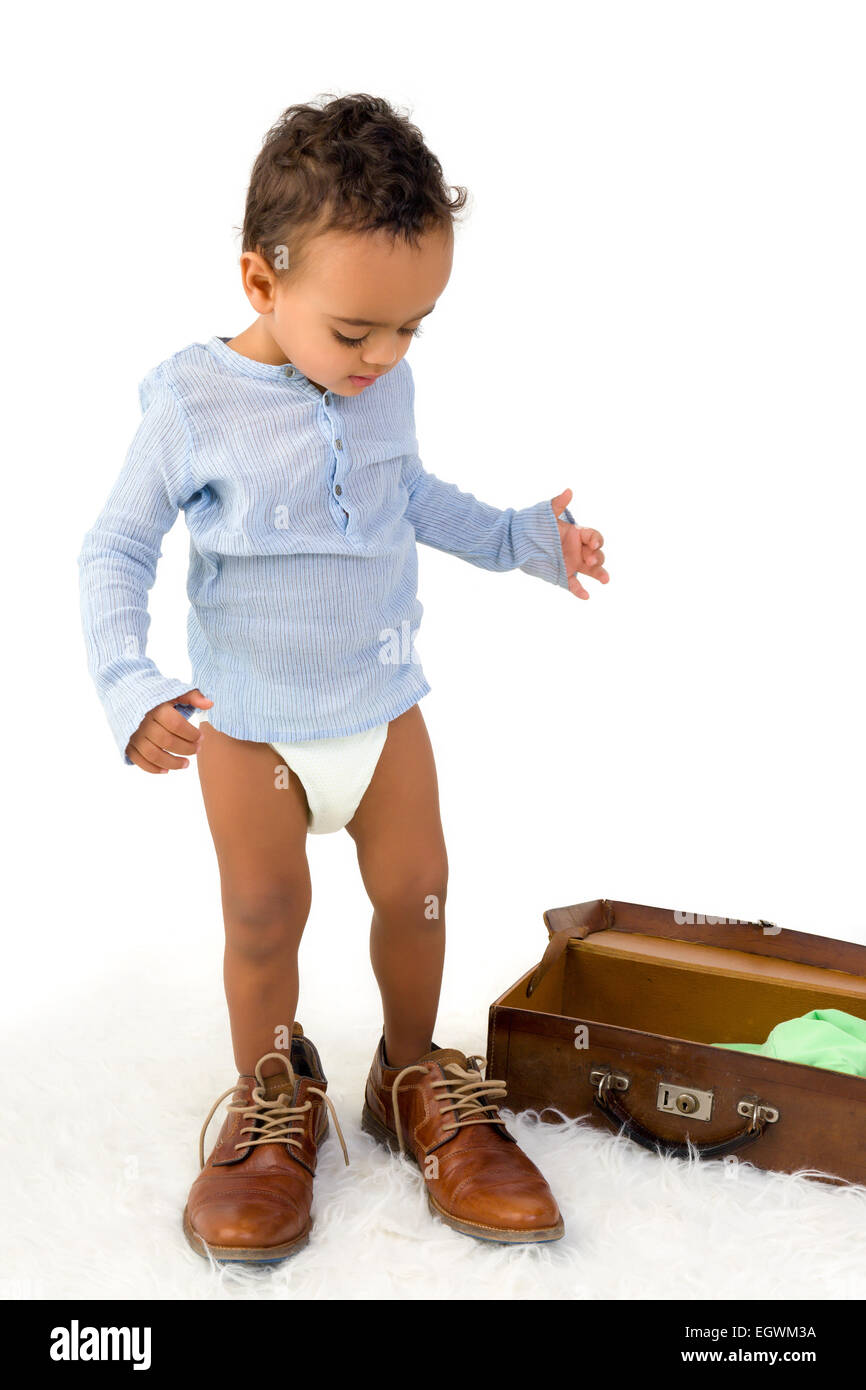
top-left (320, 386), bottom-right (350, 534)
top-left (281, 364), bottom-right (351, 536)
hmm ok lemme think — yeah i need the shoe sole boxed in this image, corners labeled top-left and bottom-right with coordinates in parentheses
top-left (360, 1102), bottom-right (565, 1245)
top-left (183, 1113), bottom-right (330, 1265)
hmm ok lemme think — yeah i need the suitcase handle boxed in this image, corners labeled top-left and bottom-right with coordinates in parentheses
top-left (591, 1069), bottom-right (775, 1161)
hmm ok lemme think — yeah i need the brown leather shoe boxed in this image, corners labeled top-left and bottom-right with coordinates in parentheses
top-left (183, 1024), bottom-right (348, 1263)
top-left (362, 1037), bottom-right (564, 1244)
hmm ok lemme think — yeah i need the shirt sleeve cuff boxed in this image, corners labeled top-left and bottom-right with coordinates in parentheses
top-left (511, 498), bottom-right (576, 589)
top-left (101, 670), bottom-right (197, 765)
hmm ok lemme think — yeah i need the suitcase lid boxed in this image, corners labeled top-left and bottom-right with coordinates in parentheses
top-left (526, 898), bottom-right (866, 997)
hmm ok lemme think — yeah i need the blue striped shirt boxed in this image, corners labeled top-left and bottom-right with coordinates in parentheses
top-left (78, 335), bottom-right (575, 763)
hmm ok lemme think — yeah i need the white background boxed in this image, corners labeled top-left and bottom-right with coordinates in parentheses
top-left (3, 2), bottom-right (864, 1086)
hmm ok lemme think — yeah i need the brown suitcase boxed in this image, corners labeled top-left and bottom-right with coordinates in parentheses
top-left (487, 898), bottom-right (866, 1186)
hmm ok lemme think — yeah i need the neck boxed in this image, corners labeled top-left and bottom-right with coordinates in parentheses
top-left (226, 320), bottom-right (289, 367)
top-left (226, 321), bottom-right (327, 394)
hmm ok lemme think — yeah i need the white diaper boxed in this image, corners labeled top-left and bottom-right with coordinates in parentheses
top-left (269, 721), bottom-right (390, 835)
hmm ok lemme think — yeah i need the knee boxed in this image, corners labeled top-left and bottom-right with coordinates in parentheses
top-left (369, 855), bottom-right (449, 924)
top-left (222, 877), bottom-right (311, 964)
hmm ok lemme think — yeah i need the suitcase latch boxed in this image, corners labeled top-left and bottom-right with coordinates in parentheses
top-left (589, 1067), bottom-right (629, 1096)
top-left (656, 1081), bottom-right (715, 1122)
top-left (737, 1097), bottom-right (780, 1129)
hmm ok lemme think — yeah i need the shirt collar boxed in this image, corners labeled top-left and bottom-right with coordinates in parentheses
top-left (205, 335), bottom-right (322, 393)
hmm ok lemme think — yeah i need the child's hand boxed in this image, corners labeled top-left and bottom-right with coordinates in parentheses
top-left (125, 689), bottom-right (214, 774)
top-left (551, 489), bottom-right (609, 600)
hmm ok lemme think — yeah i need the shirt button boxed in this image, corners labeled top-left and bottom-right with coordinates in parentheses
top-left (335, 438), bottom-right (343, 450)
top-left (284, 365), bottom-right (295, 377)
top-left (324, 393), bottom-right (331, 405)
top-left (334, 484), bottom-right (343, 496)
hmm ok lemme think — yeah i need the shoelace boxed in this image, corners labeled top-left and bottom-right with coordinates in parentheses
top-left (198, 1052), bottom-right (349, 1169)
top-left (390, 1056), bottom-right (508, 1155)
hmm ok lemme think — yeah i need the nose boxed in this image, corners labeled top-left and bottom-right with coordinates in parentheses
top-left (361, 353), bottom-right (397, 372)
top-left (361, 334), bottom-right (400, 371)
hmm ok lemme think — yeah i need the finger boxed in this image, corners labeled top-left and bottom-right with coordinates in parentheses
top-left (145, 718), bottom-right (203, 756)
top-left (150, 711), bottom-right (204, 756)
top-left (126, 744), bottom-right (170, 775)
top-left (150, 706), bottom-right (204, 749)
top-left (590, 566), bottom-right (610, 583)
top-left (584, 547), bottom-right (605, 568)
top-left (568, 574), bottom-right (590, 599)
top-left (579, 528), bottom-right (603, 549)
top-left (179, 689), bottom-right (215, 710)
top-left (133, 733), bottom-right (191, 771)
top-left (551, 488), bottom-right (573, 517)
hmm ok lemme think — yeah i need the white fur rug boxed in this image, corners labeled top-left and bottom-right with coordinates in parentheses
top-left (6, 958), bottom-right (866, 1302)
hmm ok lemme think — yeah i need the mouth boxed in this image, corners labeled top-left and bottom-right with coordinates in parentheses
top-left (349, 372), bottom-right (380, 385)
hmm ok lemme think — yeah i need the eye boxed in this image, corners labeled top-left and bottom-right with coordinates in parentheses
top-left (333, 330), bottom-right (368, 348)
top-left (332, 324), bottom-right (424, 348)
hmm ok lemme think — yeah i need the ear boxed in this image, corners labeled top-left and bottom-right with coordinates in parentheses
top-left (239, 251), bottom-right (278, 314)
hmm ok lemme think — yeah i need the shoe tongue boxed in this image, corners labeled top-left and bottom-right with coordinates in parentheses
top-left (418, 1047), bottom-right (469, 1070)
top-left (261, 1065), bottom-right (298, 1100)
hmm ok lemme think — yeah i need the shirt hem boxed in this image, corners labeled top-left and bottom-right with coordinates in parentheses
top-left (201, 678), bottom-right (432, 745)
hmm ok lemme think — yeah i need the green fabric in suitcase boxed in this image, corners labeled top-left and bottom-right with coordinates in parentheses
top-left (713, 1008), bottom-right (866, 1077)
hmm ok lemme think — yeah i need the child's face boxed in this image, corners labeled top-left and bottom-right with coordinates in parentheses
top-left (263, 225), bottom-right (453, 395)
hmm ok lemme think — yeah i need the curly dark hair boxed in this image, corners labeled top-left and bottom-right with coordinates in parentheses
top-left (240, 93), bottom-right (468, 275)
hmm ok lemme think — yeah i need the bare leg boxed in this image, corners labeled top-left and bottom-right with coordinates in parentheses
top-left (346, 704), bottom-right (448, 1068)
top-left (196, 721), bottom-right (312, 1078)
